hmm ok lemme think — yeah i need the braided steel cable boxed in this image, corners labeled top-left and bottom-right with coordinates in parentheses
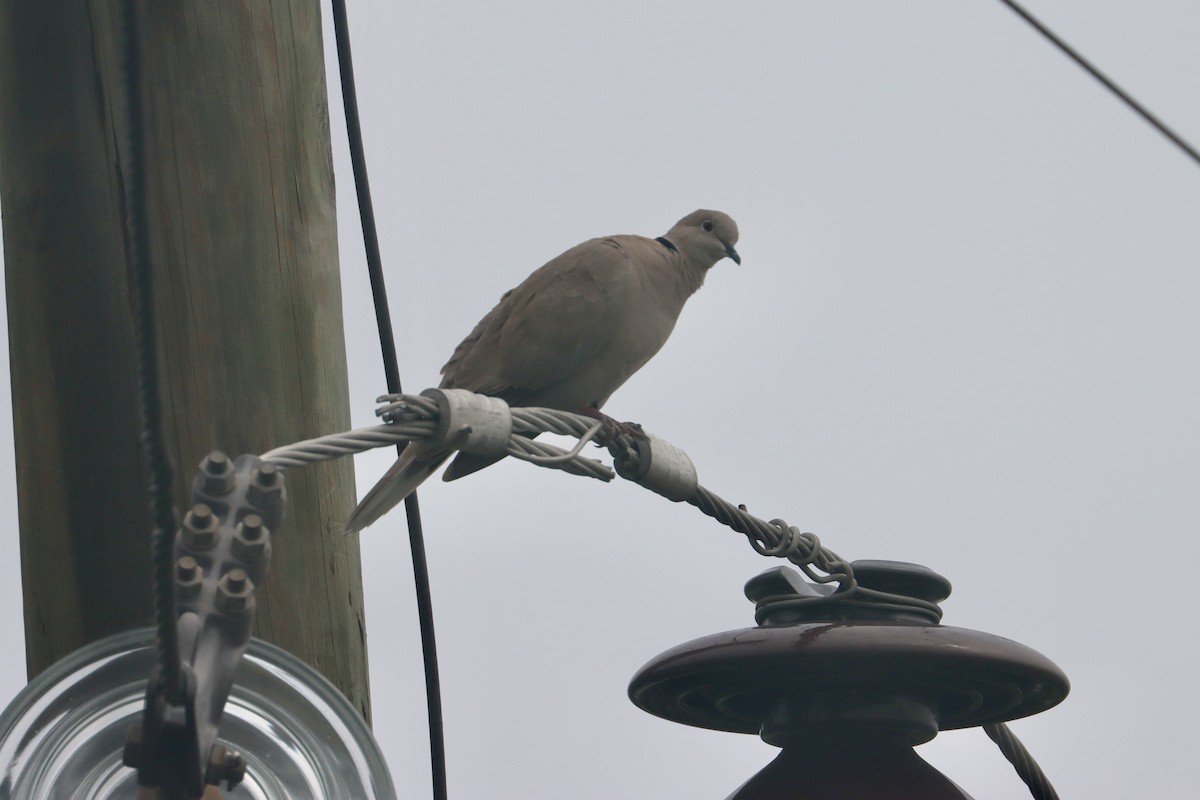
top-left (260, 419), bottom-right (615, 481)
top-left (261, 393), bottom-right (859, 595)
top-left (984, 722), bottom-right (1060, 800)
top-left (263, 391), bottom-right (955, 621)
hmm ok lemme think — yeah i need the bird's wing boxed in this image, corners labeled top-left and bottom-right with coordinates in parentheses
top-left (440, 236), bottom-right (640, 403)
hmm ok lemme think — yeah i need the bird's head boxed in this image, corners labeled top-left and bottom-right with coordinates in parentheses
top-left (663, 210), bottom-right (741, 269)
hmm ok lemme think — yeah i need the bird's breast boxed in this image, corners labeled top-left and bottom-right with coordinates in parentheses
top-left (527, 297), bottom-right (679, 410)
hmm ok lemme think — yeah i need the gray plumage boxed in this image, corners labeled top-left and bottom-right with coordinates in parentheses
top-left (345, 209), bottom-right (740, 533)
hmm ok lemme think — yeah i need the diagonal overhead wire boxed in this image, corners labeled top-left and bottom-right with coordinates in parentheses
top-left (995, 0), bottom-right (1200, 168)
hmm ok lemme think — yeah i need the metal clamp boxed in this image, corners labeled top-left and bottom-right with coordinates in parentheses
top-left (613, 434), bottom-right (699, 502)
top-left (125, 452), bottom-right (285, 796)
top-left (423, 387), bottom-right (512, 457)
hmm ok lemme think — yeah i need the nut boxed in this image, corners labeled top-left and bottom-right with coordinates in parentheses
top-left (205, 744), bottom-right (247, 790)
top-left (247, 463), bottom-right (282, 508)
top-left (232, 514), bottom-right (270, 561)
top-left (181, 503), bottom-right (217, 549)
top-left (122, 724), bottom-right (142, 768)
top-left (216, 568), bottom-right (254, 614)
top-left (199, 451), bottom-right (234, 496)
top-left (175, 556), bottom-right (204, 598)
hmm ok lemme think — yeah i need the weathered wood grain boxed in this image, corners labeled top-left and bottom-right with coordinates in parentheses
top-left (0, 1), bottom-right (370, 721)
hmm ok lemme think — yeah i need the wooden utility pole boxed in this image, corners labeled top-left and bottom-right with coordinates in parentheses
top-left (0, 2), bottom-right (371, 720)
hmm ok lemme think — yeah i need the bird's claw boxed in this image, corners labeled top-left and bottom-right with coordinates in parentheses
top-left (611, 419), bottom-right (647, 441)
top-left (577, 407), bottom-right (641, 438)
top-left (576, 408), bottom-right (649, 463)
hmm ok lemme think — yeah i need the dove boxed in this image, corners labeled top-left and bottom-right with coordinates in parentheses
top-left (345, 209), bottom-right (740, 533)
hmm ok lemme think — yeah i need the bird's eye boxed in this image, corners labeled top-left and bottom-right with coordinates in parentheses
top-left (702, 220), bottom-right (714, 232)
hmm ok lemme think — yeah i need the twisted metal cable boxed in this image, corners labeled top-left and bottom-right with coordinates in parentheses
top-left (119, 0), bottom-right (184, 706)
top-left (260, 418), bottom-right (614, 481)
top-left (261, 423), bottom-right (435, 468)
top-left (263, 406), bottom-right (935, 609)
top-left (265, 392), bottom-right (948, 618)
top-left (262, 393), bottom-right (860, 596)
top-left (684, 487), bottom-right (940, 619)
top-left (984, 722), bottom-right (1060, 800)
top-left (687, 487), bottom-right (850, 586)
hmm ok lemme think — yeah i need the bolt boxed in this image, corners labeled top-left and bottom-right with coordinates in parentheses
top-left (222, 568), bottom-right (248, 592)
top-left (199, 451), bottom-right (234, 496)
top-left (175, 555), bottom-right (204, 598)
top-left (216, 568), bottom-right (254, 614)
top-left (205, 744), bottom-right (247, 790)
top-left (247, 462), bottom-right (282, 508)
top-left (232, 514), bottom-right (270, 561)
top-left (222, 751), bottom-right (246, 789)
top-left (181, 503), bottom-right (217, 549)
top-left (122, 724), bottom-right (142, 768)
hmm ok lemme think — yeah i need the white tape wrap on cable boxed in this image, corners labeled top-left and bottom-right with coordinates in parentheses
top-left (621, 433), bottom-right (698, 502)
top-left (423, 388), bottom-right (512, 458)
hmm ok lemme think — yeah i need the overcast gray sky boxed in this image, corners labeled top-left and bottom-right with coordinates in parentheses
top-left (2, 1), bottom-right (1198, 798)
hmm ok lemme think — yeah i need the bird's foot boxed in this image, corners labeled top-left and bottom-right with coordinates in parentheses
top-left (577, 407), bottom-right (648, 444)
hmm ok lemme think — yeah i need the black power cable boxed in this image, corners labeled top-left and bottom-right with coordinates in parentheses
top-left (119, 1), bottom-right (184, 706)
top-left (328, 4), bottom-right (448, 799)
top-left (996, 0), bottom-right (1200, 168)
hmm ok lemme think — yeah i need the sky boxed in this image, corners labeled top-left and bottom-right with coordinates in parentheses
top-left (1, 1), bottom-right (1199, 798)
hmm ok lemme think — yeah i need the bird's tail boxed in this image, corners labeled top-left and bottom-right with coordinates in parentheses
top-left (345, 443), bottom-right (450, 533)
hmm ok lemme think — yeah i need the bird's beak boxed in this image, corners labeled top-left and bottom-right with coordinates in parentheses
top-left (723, 243), bottom-right (741, 265)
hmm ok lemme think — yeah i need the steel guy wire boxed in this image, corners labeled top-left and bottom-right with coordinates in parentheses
top-left (261, 393), bottom-right (871, 599)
